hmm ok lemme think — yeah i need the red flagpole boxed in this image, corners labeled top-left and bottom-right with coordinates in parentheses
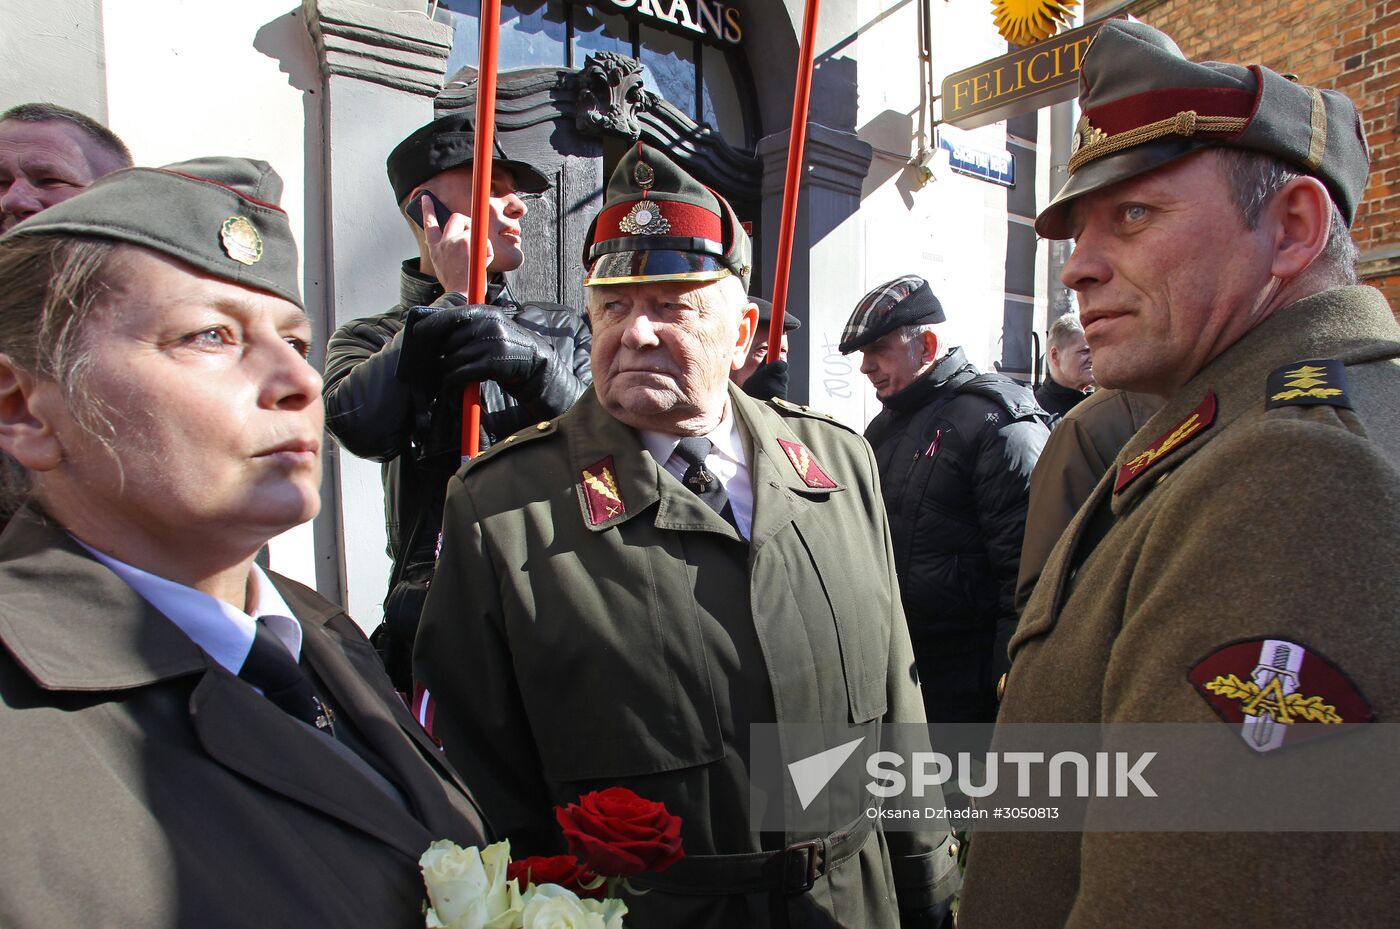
top-left (461, 0), bottom-right (502, 460)
top-left (766, 0), bottom-right (821, 363)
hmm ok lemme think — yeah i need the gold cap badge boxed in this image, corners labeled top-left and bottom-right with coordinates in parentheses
top-left (220, 216), bottom-right (263, 265)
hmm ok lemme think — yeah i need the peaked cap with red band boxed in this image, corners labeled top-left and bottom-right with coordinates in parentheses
top-left (583, 143), bottom-right (752, 290)
top-left (1035, 20), bottom-right (1370, 239)
top-left (0, 156), bottom-right (303, 307)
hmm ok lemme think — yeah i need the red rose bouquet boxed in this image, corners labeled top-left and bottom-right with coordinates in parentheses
top-left (506, 855), bottom-right (603, 899)
top-left (420, 789), bottom-right (682, 927)
top-left (554, 787), bottom-right (685, 893)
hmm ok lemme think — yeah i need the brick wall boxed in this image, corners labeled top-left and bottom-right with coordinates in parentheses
top-left (1085, 0), bottom-right (1400, 311)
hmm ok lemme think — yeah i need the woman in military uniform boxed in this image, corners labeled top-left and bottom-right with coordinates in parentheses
top-left (0, 157), bottom-right (487, 927)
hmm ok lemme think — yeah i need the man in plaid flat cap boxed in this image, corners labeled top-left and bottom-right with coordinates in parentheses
top-left (416, 143), bottom-right (961, 928)
top-left (960, 20), bottom-right (1400, 927)
top-left (840, 275), bottom-right (1049, 728)
top-left (321, 112), bottom-right (591, 692)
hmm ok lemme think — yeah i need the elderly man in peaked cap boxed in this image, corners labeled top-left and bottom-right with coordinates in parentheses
top-left (415, 144), bottom-right (960, 928)
top-left (0, 157), bottom-right (488, 926)
top-left (959, 21), bottom-right (1400, 928)
top-left (321, 112), bottom-right (591, 692)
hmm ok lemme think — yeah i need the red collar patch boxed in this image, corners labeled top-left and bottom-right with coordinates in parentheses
top-left (581, 456), bottom-right (625, 526)
top-left (1188, 638), bottom-right (1374, 753)
top-left (1114, 391), bottom-right (1217, 493)
top-left (777, 438), bottom-right (837, 489)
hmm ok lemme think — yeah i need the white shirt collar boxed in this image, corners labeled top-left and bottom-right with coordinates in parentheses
top-left (76, 539), bottom-right (303, 674)
top-left (640, 401), bottom-right (743, 469)
top-left (640, 401), bottom-right (753, 539)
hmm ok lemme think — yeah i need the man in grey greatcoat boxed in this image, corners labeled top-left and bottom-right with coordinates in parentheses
top-left (416, 144), bottom-right (960, 929)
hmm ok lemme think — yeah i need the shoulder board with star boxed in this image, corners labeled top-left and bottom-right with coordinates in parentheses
top-left (1265, 359), bottom-right (1353, 411)
top-left (767, 397), bottom-right (857, 434)
top-left (465, 420), bottom-right (559, 468)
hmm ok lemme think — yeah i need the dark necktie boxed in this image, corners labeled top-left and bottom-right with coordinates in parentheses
top-left (673, 437), bottom-right (736, 527)
top-left (239, 619), bottom-right (335, 735)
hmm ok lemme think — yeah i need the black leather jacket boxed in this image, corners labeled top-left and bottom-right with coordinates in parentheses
top-left (323, 261), bottom-right (591, 685)
top-left (864, 348), bottom-right (1049, 723)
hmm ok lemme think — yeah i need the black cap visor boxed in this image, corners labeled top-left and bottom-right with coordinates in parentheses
top-left (585, 249), bottom-right (732, 287)
top-left (497, 158), bottom-right (551, 195)
top-left (758, 313), bottom-right (803, 333)
top-left (1035, 137), bottom-right (1216, 239)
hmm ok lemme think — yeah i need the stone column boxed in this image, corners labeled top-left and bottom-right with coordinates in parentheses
top-left (758, 122), bottom-right (872, 422)
top-left (303, 0), bottom-right (450, 629)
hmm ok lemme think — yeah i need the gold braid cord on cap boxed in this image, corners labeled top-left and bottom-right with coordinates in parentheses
top-left (992, 0), bottom-right (1078, 47)
top-left (1067, 109), bottom-right (1250, 175)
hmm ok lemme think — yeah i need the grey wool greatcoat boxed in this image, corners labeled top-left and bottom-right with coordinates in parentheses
top-left (0, 506), bottom-right (489, 928)
top-left (414, 384), bottom-right (960, 929)
top-left (959, 286), bottom-right (1400, 928)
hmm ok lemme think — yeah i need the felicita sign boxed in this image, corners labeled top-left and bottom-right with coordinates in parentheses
top-left (602, 0), bottom-right (743, 45)
top-left (940, 18), bottom-right (1117, 130)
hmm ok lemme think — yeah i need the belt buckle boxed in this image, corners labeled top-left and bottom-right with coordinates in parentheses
top-left (783, 838), bottom-right (823, 894)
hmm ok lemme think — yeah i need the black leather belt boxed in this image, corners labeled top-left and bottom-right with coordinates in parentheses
top-left (629, 812), bottom-right (874, 896)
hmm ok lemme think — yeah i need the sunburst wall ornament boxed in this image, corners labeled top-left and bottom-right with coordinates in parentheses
top-left (992, 0), bottom-right (1078, 46)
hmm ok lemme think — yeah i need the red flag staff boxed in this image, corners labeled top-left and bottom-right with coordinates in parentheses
top-left (766, 0), bottom-right (821, 363)
top-left (461, 0), bottom-right (504, 460)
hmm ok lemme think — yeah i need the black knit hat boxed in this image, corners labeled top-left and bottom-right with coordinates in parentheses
top-left (839, 275), bottom-right (945, 354)
top-left (1037, 20), bottom-right (1370, 238)
top-left (1, 156), bottom-right (303, 307)
top-left (386, 112), bottom-right (551, 204)
top-left (583, 143), bottom-right (752, 290)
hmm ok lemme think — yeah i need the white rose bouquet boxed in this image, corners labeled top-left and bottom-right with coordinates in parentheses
top-left (419, 840), bottom-right (628, 929)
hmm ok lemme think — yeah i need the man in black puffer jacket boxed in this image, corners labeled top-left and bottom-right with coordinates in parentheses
top-left (323, 114), bottom-right (591, 691)
top-left (841, 275), bottom-right (1049, 724)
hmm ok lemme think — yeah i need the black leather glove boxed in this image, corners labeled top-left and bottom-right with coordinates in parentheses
top-left (399, 303), bottom-right (560, 404)
top-left (742, 359), bottom-right (789, 401)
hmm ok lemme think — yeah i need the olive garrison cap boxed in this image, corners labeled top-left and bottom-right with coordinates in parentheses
top-left (1036, 20), bottom-right (1370, 239)
top-left (0, 156), bottom-right (303, 307)
top-left (386, 112), bottom-right (551, 204)
top-left (583, 143), bottom-right (752, 290)
top-left (839, 275), bottom-right (945, 354)
top-left (753, 296), bottom-right (802, 333)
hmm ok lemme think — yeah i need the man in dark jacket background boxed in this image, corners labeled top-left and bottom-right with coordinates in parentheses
top-left (322, 113), bottom-right (591, 690)
top-left (841, 275), bottom-right (1049, 723)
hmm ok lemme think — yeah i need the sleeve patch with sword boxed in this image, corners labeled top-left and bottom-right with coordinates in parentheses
top-left (1187, 637), bottom-right (1374, 753)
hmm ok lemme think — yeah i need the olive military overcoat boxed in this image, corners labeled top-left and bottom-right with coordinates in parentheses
top-left (1015, 388), bottom-right (1163, 613)
top-left (0, 506), bottom-right (490, 928)
top-left (415, 384), bottom-right (959, 928)
top-left (960, 286), bottom-right (1400, 927)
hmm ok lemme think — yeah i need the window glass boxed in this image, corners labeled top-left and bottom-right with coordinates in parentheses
top-left (639, 27), bottom-right (696, 121)
top-left (702, 44), bottom-right (746, 146)
top-left (572, 4), bottom-right (633, 61)
top-left (440, 0), bottom-right (568, 76)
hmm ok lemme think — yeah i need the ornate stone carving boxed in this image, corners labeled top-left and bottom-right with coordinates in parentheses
top-left (303, 0), bottom-right (451, 97)
top-left (574, 52), bottom-right (657, 140)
